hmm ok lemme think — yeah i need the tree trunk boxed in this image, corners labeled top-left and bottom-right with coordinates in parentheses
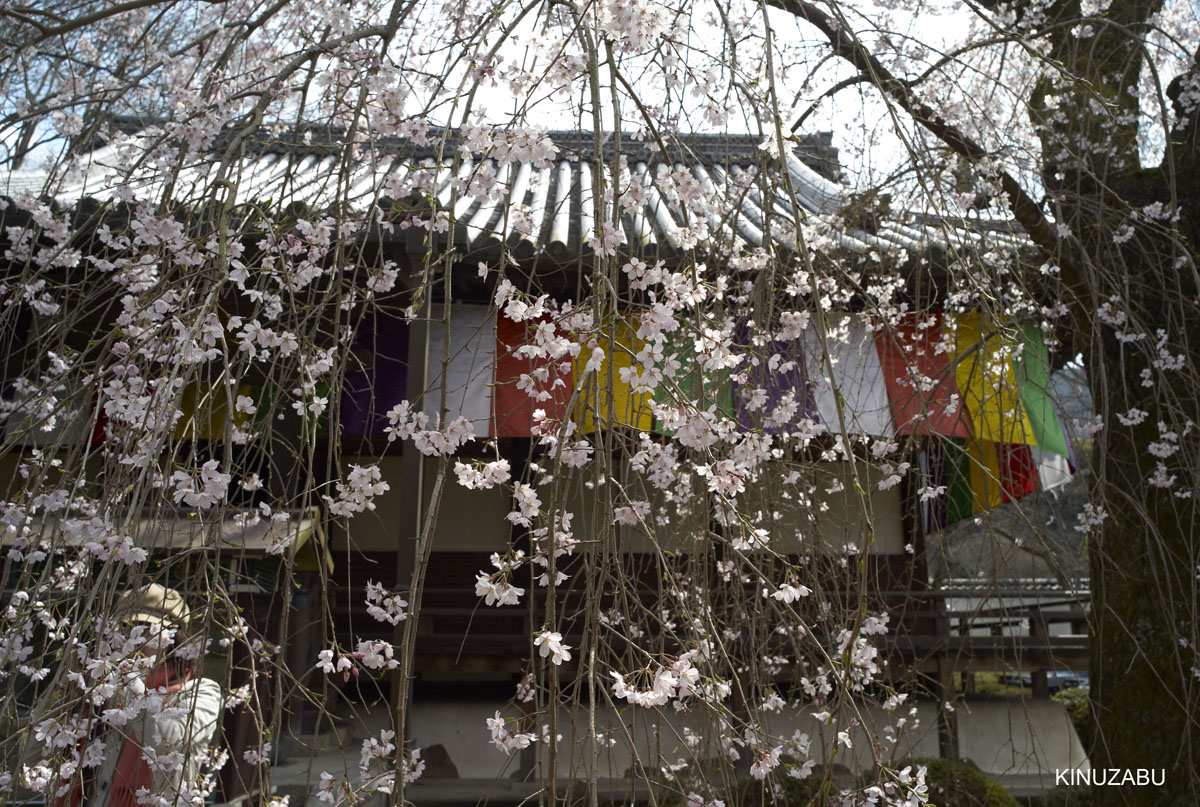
top-left (1087, 287), bottom-right (1200, 806)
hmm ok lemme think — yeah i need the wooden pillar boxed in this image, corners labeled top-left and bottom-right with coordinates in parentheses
top-left (935, 595), bottom-right (959, 760)
top-left (957, 618), bottom-right (976, 693)
top-left (282, 571), bottom-right (320, 736)
top-left (390, 313), bottom-right (427, 717)
top-left (398, 316), bottom-right (428, 585)
top-left (1030, 610), bottom-right (1049, 698)
top-left (936, 656), bottom-right (959, 760)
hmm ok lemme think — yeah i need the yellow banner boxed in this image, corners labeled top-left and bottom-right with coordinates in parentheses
top-left (952, 312), bottom-right (1037, 445)
top-left (572, 319), bottom-right (654, 434)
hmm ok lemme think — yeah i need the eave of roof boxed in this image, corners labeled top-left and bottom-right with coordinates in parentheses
top-left (1, 126), bottom-right (1034, 264)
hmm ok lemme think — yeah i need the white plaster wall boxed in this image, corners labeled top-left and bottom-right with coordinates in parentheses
top-left (956, 697), bottom-right (1090, 775)
top-left (422, 457), bottom-right (513, 551)
top-left (550, 459), bottom-right (905, 555)
top-left (409, 701), bottom-right (524, 780)
top-left (409, 699), bottom-right (942, 780)
top-left (407, 697), bottom-right (1086, 782)
top-left (766, 462), bottom-right (906, 555)
top-left (338, 456), bottom-right (513, 552)
top-left (336, 456), bottom-right (407, 552)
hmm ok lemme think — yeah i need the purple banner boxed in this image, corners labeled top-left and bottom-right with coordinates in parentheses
top-left (340, 312), bottom-right (410, 436)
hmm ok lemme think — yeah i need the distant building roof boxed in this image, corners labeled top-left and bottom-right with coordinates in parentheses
top-left (3, 126), bottom-right (1031, 262)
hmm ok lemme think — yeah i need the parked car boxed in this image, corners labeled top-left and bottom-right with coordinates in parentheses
top-left (1000, 671), bottom-right (1089, 694)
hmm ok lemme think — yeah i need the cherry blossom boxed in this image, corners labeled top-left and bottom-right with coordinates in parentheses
top-left (365, 582), bottom-right (408, 625)
top-left (533, 631), bottom-right (572, 665)
top-left (486, 712), bottom-right (535, 755)
top-left (171, 460), bottom-right (231, 510)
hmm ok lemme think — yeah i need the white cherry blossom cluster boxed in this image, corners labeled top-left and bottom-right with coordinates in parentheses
top-left (613, 500), bottom-right (651, 525)
top-left (475, 551), bottom-right (527, 607)
top-left (233, 318), bottom-right (301, 361)
top-left (316, 649), bottom-right (354, 678)
top-left (365, 581), bottom-right (408, 625)
top-left (486, 712), bottom-right (536, 755)
top-left (326, 464), bottom-right (390, 517)
top-left (171, 460), bottom-right (231, 510)
top-left (610, 655), bottom-right (699, 708)
top-left (507, 482), bottom-right (541, 527)
top-left (749, 744), bottom-right (783, 780)
top-left (529, 511), bottom-right (577, 586)
top-left (533, 631), bottom-right (572, 665)
top-left (767, 582), bottom-right (812, 603)
top-left (834, 627), bottom-right (885, 692)
top-left (453, 458), bottom-right (511, 490)
top-left (101, 372), bottom-right (186, 446)
top-left (354, 730), bottom-right (421, 791)
top-left (354, 640), bottom-right (398, 671)
top-left (384, 401), bottom-right (475, 456)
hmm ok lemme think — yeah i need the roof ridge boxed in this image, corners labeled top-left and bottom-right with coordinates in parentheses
top-left (101, 116), bottom-right (841, 181)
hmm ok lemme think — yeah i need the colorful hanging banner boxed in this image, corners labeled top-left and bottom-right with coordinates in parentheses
top-left (928, 438), bottom-right (1057, 529)
top-left (803, 314), bottom-right (895, 436)
top-left (325, 307), bottom-right (1076, 526)
top-left (732, 325), bottom-right (818, 434)
top-left (874, 313), bottom-right (972, 438)
top-left (952, 312), bottom-right (1038, 446)
top-left (936, 439), bottom-right (976, 525)
top-left (1032, 446), bottom-right (1073, 490)
top-left (174, 382), bottom-right (258, 440)
top-left (653, 325), bottom-right (735, 433)
top-left (963, 438), bottom-right (998, 513)
top-left (340, 312), bottom-right (409, 436)
top-left (917, 312), bottom-right (1079, 526)
top-left (998, 442), bottom-right (1039, 503)
top-left (571, 317), bottom-right (654, 433)
top-left (1013, 323), bottom-right (1071, 458)
top-left (929, 438), bottom-right (1019, 526)
top-left (492, 313), bottom-right (574, 438)
top-left (425, 304), bottom-right (496, 436)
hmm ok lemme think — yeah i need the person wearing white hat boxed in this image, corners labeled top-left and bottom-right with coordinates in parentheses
top-left (79, 584), bottom-right (223, 807)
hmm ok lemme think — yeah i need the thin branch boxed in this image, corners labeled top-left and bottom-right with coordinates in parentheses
top-left (767, 0), bottom-right (1064, 263)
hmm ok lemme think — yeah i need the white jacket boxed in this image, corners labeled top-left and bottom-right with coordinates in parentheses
top-left (86, 677), bottom-right (222, 807)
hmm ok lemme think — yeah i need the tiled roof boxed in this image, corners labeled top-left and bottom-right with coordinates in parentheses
top-left (2, 127), bottom-right (1031, 260)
